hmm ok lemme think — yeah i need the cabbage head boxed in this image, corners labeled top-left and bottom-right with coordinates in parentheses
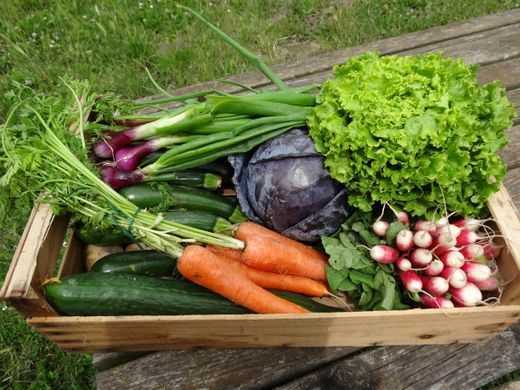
top-left (308, 52), bottom-right (515, 217)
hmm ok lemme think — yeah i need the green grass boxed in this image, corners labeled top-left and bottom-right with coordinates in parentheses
top-left (0, 0), bottom-right (519, 388)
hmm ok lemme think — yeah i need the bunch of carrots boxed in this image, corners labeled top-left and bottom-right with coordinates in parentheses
top-left (177, 222), bottom-right (331, 314)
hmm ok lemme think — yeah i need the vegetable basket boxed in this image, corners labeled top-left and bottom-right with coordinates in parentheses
top-left (1, 186), bottom-right (519, 352)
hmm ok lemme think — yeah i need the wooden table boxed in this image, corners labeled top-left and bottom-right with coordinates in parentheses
top-left (95, 10), bottom-right (520, 389)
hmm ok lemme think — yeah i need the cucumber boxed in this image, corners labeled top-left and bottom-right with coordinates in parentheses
top-left (90, 250), bottom-right (176, 277)
top-left (45, 273), bottom-right (249, 315)
top-left (77, 224), bottom-right (132, 246)
top-left (163, 210), bottom-right (231, 232)
top-left (44, 273), bottom-right (339, 315)
top-left (274, 291), bottom-right (339, 313)
top-left (119, 184), bottom-right (237, 217)
top-left (145, 171), bottom-right (222, 190)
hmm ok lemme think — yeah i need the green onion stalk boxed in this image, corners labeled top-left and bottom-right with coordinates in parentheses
top-left (94, 5), bottom-right (318, 190)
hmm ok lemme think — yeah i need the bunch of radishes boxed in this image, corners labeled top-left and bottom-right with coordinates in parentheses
top-left (371, 213), bottom-right (500, 308)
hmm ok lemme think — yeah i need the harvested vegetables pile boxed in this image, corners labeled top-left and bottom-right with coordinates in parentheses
top-left (0, 6), bottom-right (514, 316)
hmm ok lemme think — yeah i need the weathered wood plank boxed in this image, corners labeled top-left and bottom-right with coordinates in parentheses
top-left (93, 352), bottom-right (150, 372)
top-left (96, 347), bottom-right (358, 390)
top-left (274, 326), bottom-right (520, 390)
top-left (501, 125), bottom-right (520, 170)
top-left (147, 9), bottom-right (520, 98)
top-left (505, 167), bottom-right (520, 207)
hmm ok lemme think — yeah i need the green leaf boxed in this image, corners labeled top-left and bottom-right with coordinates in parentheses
top-left (385, 221), bottom-right (406, 245)
top-left (325, 266), bottom-right (349, 293)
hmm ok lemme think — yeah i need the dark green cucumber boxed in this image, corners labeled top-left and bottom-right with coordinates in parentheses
top-left (90, 250), bottom-right (176, 277)
top-left (274, 291), bottom-right (339, 313)
top-left (77, 224), bottom-right (132, 246)
top-left (163, 210), bottom-right (231, 232)
top-left (45, 273), bottom-right (249, 315)
top-left (119, 184), bottom-right (237, 217)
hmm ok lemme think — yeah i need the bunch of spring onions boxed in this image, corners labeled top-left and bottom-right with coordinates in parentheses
top-left (92, 6), bottom-right (317, 189)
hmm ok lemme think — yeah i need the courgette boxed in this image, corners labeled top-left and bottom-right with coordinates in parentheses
top-left (90, 250), bottom-right (176, 277)
top-left (144, 171), bottom-right (222, 190)
top-left (119, 184), bottom-right (238, 218)
top-left (77, 224), bottom-right (132, 246)
top-left (45, 273), bottom-right (249, 315)
top-left (163, 210), bottom-right (232, 232)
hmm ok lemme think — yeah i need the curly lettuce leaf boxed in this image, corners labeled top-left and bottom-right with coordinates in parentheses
top-left (309, 52), bottom-right (514, 217)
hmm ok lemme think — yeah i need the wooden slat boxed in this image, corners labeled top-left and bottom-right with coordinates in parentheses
top-left (56, 231), bottom-right (85, 279)
top-left (96, 347), bottom-right (357, 390)
top-left (274, 326), bottom-right (520, 390)
top-left (137, 8), bottom-right (520, 101)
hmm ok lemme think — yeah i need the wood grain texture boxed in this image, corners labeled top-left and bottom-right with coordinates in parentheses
top-left (135, 8), bottom-right (520, 103)
top-left (96, 347), bottom-right (358, 390)
top-left (274, 325), bottom-right (520, 390)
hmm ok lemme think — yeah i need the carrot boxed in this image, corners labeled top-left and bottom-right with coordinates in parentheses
top-left (212, 251), bottom-right (329, 297)
top-left (177, 245), bottom-right (308, 314)
top-left (236, 222), bottom-right (327, 281)
top-left (207, 245), bottom-right (242, 262)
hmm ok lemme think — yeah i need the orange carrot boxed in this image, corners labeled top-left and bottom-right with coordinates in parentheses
top-left (235, 222), bottom-right (328, 281)
top-left (212, 252), bottom-right (329, 297)
top-left (207, 245), bottom-right (243, 262)
top-left (177, 245), bottom-right (308, 314)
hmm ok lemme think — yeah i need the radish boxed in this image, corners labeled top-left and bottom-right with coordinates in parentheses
top-left (396, 229), bottom-right (414, 251)
top-left (473, 277), bottom-right (499, 291)
top-left (456, 229), bottom-right (479, 246)
top-left (450, 283), bottom-right (483, 307)
top-left (370, 245), bottom-right (399, 264)
top-left (424, 259), bottom-right (444, 276)
top-left (439, 250), bottom-right (465, 268)
top-left (437, 216), bottom-right (450, 228)
top-left (437, 224), bottom-right (461, 239)
top-left (413, 230), bottom-right (433, 248)
top-left (397, 211), bottom-right (409, 225)
top-left (414, 220), bottom-right (437, 234)
top-left (422, 276), bottom-right (449, 296)
top-left (440, 267), bottom-right (467, 288)
top-left (462, 262), bottom-right (492, 283)
top-left (372, 220), bottom-right (389, 237)
top-left (410, 248), bottom-right (433, 267)
top-left (400, 270), bottom-right (422, 293)
top-left (460, 244), bottom-right (485, 260)
top-left (453, 218), bottom-right (482, 232)
top-left (435, 231), bottom-right (457, 253)
top-left (396, 257), bottom-right (412, 272)
top-left (420, 295), bottom-right (455, 309)
top-left (483, 242), bottom-right (500, 259)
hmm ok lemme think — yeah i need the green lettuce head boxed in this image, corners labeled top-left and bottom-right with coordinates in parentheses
top-left (308, 52), bottom-right (515, 217)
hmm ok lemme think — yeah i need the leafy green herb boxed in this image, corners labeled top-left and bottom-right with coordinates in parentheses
top-left (385, 221), bottom-right (406, 245)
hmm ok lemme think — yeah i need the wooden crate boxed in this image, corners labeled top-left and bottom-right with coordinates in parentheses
top-left (1, 186), bottom-right (520, 352)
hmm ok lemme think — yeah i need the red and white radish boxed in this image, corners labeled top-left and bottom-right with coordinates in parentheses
top-left (420, 295), bottom-right (455, 309)
top-left (370, 245), bottom-right (399, 264)
top-left (424, 259), bottom-right (444, 276)
top-left (436, 216), bottom-right (450, 228)
top-left (396, 229), bottom-right (414, 252)
top-left (414, 220), bottom-right (437, 234)
top-left (413, 230), bottom-right (433, 248)
top-left (450, 283), bottom-right (483, 307)
top-left (456, 229), bottom-right (479, 246)
top-left (483, 242), bottom-right (501, 259)
top-left (453, 218), bottom-right (483, 232)
top-left (462, 262), bottom-right (492, 283)
top-left (437, 224), bottom-right (461, 239)
top-left (397, 211), bottom-right (409, 225)
top-left (410, 248), bottom-right (433, 267)
top-left (396, 257), bottom-right (412, 272)
top-left (422, 276), bottom-right (449, 296)
top-left (473, 277), bottom-right (499, 291)
top-left (439, 250), bottom-right (465, 268)
top-left (400, 270), bottom-right (423, 293)
top-left (372, 220), bottom-right (389, 237)
top-left (460, 244), bottom-right (485, 260)
top-left (440, 267), bottom-right (467, 288)
top-left (434, 231), bottom-right (457, 253)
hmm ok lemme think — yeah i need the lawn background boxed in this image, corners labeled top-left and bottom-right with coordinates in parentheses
top-left (1, 1), bottom-right (519, 388)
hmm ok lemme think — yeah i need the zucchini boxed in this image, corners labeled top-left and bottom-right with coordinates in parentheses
top-left (119, 184), bottom-right (238, 217)
top-left (45, 273), bottom-right (249, 315)
top-left (77, 224), bottom-right (132, 246)
top-left (90, 250), bottom-right (176, 277)
top-left (163, 210), bottom-right (231, 232)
